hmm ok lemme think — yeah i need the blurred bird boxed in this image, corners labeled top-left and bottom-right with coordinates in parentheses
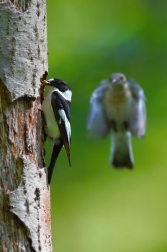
top-left (87, 73), bottom-right (146, 169)
top-left (42, 78), bottom-right (72, 184)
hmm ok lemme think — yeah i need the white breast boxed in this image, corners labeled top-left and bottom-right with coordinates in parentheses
top-left (42, 92), bottom-right (60, 140)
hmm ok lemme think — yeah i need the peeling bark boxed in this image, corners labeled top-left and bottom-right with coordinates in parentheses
top-left (0, 1), bottom-right (52, 251)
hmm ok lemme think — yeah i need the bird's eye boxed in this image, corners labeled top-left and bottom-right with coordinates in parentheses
top-left (120, 76), bottom-right (125, 82)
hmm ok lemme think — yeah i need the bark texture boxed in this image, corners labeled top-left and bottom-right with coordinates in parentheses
top-left (0, 1), bottom-right (52, 251)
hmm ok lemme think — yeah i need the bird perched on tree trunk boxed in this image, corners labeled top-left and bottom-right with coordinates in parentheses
top-left (42, 78), bottom-right (72, 184)
top-left (87, 73), bottom-right (146, 169)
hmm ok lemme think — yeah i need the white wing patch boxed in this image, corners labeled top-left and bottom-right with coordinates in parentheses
top-left (58, 109), bottom-right (71, 143)
top-left (48, 78), bottom-right (54, 82)
top-left (52, 88), bottom-right (72, 102)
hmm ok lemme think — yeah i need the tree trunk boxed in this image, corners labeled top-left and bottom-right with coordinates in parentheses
top-left (0, 1), bottom-right (52, 251)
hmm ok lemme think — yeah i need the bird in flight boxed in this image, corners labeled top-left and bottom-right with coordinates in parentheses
top-left (87, 72), bottom-right (146, 169)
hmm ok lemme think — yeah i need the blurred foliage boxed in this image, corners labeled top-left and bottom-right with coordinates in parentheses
top-left (46, 0), bottom-right (167, 251)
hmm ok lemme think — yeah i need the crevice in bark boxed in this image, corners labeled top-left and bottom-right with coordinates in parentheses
top-left (0, 81), bottom-right (42, 191)
top-left (0, 210), bottom-right (33, 251)
top-left (10, 0), bottom-right (31, 12)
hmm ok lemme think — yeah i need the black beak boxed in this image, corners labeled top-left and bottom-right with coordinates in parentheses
top-left (42, 80), bottom-right (50, 86)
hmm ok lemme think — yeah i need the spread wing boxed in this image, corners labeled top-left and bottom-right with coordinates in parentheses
top-left (128, 79), bottom-right (146, 138)
top-left (87, 80), bottom-right (110, 139)
top-left (51, 91), bottom-right (71, 165)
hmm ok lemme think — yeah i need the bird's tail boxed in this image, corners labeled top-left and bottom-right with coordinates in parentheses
top-left (110, 131), bottom-right (134, 169)
top-left (48, 140), bottom-right (63, 184)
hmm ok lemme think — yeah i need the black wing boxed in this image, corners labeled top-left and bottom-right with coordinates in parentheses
top-left (51, 91), bottom-right (71, 166)
top-left (48, 139), bottom-right (63, 184)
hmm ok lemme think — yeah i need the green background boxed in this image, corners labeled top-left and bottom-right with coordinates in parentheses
top-left (46, 0), bottom-right (167, 251)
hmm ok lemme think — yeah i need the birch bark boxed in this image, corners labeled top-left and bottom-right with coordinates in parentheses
top-left (0, 1), bottom-right (52, 251)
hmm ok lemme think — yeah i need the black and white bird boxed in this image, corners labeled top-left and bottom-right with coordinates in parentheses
top-left (42, 78), bottom-right (72, 184)
top-left (87, 73), bottom-right (146, 169)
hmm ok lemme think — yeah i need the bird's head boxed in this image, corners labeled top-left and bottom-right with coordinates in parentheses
top-left (110, 73), bottom-right (127, 88)
top-left (43, 78), bottom-right (71, 92)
